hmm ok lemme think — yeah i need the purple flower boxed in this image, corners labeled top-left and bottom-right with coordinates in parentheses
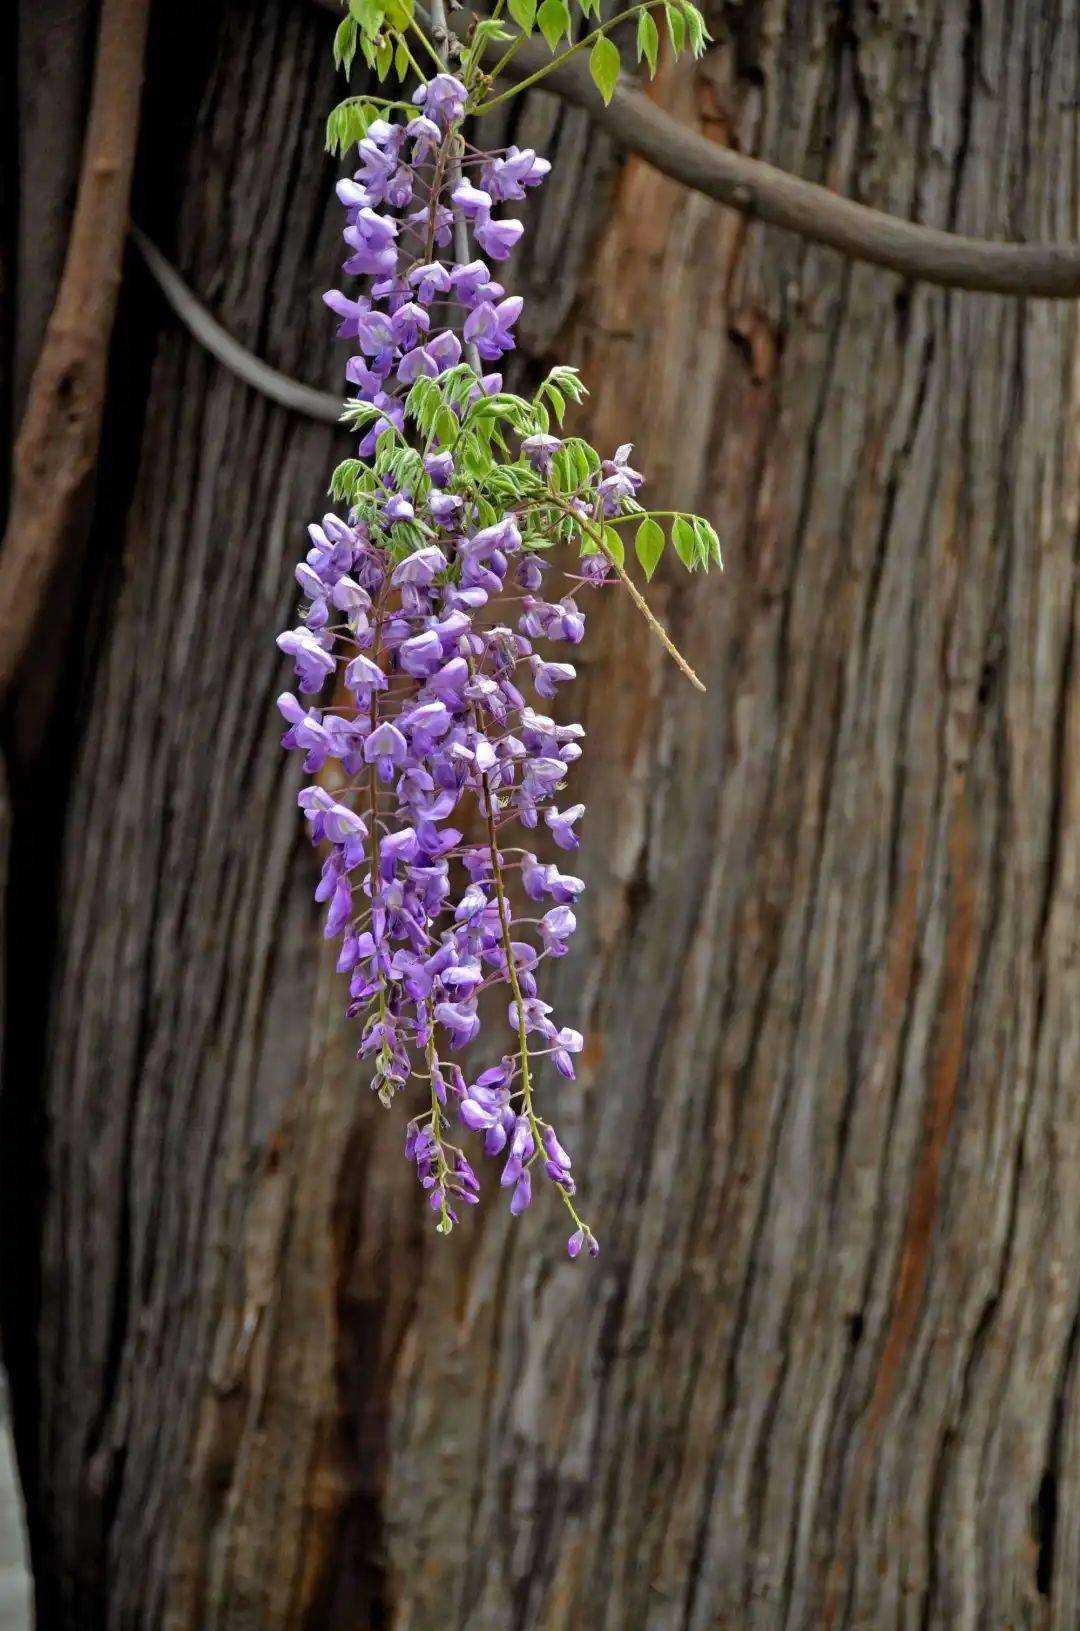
top-left (392, 545), bottom-right (446, 586)
top-left (522, 433), bottom-right (561, 474)
top-left (354, 309), bottom-right (397, 356)
top-left (363, 721), bottom-right (407, 777)
top-left (399, 629), bottom-right (444, 677)
top-left (450, 259), bottom-right (503, 308)
top-left (345, 653), bottom-right (387, 694)
top-left (435, 1000), bottom-right (481, 1049)
top-left (475, 216), bottom-right (525, 261)
top-left (343, 209), bottom-right (399, 277)
top-left (383, 493), bottom-right (415, 523)
top-left (325, 876), bottom-right (353, 937)
top-left (482, 147), bottom-right (552, 201)
top-left (531, 658), bottom-right (576, 699)
top-left (277, 79), bottom-right (610, 1254)
top-left (406, 114), bottom-right (441, 153)
top-left (599, 443), bottom-right (645, 513)
top-left (277, 628), bottom-right (336, 693)
top-left (413, 72), bottom-right (467, 128)
top-left (568, 1228), bottom-right (599, 1259)
top-left (424, 450), bottom-right (455, 487)
top-left (540, 905), bottom-right (576, 955)
top-left (544, 802), bottom-right (584, 849)
top-left (460, 1096), bottom-right (498, 1132)
top-left (380, 827), bottom-right (420, 871)
top-left (463, 297), bottom-right (523, 360)
top-left (451, 181), bottom-right (493, 219)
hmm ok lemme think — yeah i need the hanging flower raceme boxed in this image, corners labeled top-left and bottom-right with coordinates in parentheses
top-left (279, 1), bottom-right (717, 1254)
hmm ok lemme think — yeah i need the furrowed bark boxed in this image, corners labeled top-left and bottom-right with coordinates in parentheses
top-left (2, 1), bottom-right (1078, 1628)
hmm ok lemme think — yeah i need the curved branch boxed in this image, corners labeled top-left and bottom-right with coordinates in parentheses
top-left (313, 0), bottom-right (1080, 298)
top-left (477, 33), bottom-right (1080, 298)
top-left (131, 230), bottom-right (344, 424)
top-left (0, 0), bottom-right (152, 699)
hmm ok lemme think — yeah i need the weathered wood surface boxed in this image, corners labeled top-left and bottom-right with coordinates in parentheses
top-left (1, 0), bottom-right (1078, 1627)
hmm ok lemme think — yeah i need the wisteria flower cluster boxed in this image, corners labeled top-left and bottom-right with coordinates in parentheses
top-left (277, 0), bottom-right (716, 1254)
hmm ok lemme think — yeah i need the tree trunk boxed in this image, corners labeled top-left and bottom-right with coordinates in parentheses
top-left (2, 0), bottom-right (1079, 1626)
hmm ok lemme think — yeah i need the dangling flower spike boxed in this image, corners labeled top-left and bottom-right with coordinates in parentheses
top-left (279, 0), bottom-right (716, 1254)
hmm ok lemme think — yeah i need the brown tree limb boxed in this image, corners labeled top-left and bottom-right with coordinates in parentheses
top-left (0, 0), bottom-right (152, 699)
top-left (492, 42), bottom-right (1080, 297)
top-left (315, 0), bottom-right (1080, 298)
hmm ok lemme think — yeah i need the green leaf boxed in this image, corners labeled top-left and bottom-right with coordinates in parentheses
top-left (466, 13), bottom-right (516, 69)
top-left (671, 515), bottom-right (697, 570)
top-left (537, 0), bottom-right (571, 50)
top-left (350, 0), bottom-right (385, 34)
top-left (693, 515), bottom-right (723, 568)
top-left (635, 8), bottom-right (659, 73)
top-left (588, 35), bottom-right (620, 103)
top-left (384, 0), bottom-right (414, 28)
top-left (329, 458), bottom-right (364, 501)
top-left (341, 399), bottom-right (388, 431)
top-left (682, 1), bottom-right (708, 55)
top-left (394, 39), bottom-right (410, 76)
top-left (434, 406), bottom-right (459, 447)
top-left (329, 101), bottom-right (381, 152)
top-left (334, 16), bottom-right (358, 73)
top-left (375, 35), bottom-right (393, 77)
top-left (664, 1), bottom-right (685, 53)
top-left (551, 446), bottom-right (577, 493)
top-left (600, 526), bottom-right (624, 567)
top-left (635, 517), bottom-right (665, 579)
top-left (508, 0), bottom-right (537, 31)
top-left (544, 364), bottom-right (587, 403)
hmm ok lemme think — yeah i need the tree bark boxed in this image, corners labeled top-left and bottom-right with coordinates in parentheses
top-left (2, 0), bottom-right (1079, 1627)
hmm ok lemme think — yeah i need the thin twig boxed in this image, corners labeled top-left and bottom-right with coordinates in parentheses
top-left (551, 497), bottom-right (705, 691)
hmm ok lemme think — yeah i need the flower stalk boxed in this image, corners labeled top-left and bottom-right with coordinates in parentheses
top-left (277, 3), bottom-right (714, 1253)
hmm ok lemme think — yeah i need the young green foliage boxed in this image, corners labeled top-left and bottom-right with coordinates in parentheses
top-left (588, 34), bottom-right (621, 103)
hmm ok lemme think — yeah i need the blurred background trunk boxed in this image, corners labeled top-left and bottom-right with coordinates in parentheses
top-left (1, 0), bottom-right (1078, 1626)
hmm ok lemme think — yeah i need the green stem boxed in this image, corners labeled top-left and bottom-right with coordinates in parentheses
top-left (469, 1), bottom-right (666, 114)
top-left (477, 28), bottom-right (527, 90)
top-left (394, 30), bottom-right (431, 81)
top-left (334, 93), bottom-right (417, 111)
top-left (406, 17), bottom-right (445, 71)
top-left (605, 508), bottom-right (699, 524)
top-left (424, 1001), bottom-right (454, 1233)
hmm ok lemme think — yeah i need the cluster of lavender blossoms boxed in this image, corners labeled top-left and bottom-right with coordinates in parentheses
top-left (276, 73), bottom-right (630, 1254)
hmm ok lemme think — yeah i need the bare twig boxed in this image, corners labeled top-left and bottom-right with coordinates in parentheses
top-left (550, 496), bottom-right (705, 691)
top-left (313, 0), bottom-right (1080, 299)
top-left (0, 0), bottom-right (153, 699)
top-left (131, 229), bottom-right (344, 423)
